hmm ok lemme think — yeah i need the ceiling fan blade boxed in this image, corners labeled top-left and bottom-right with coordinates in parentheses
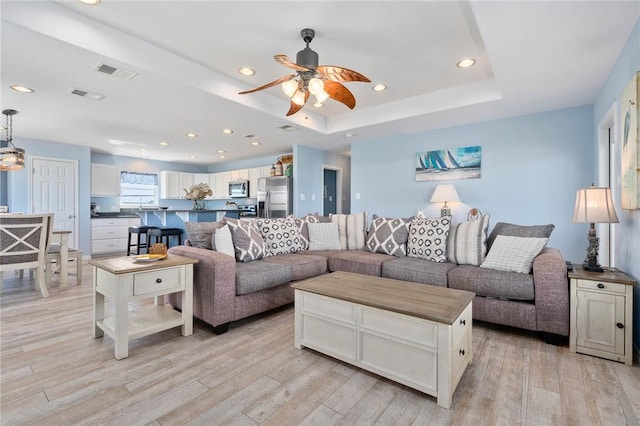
top-left (323, 80), bottom-right (356, 109)
top-left (316, 66), bottom-right (371, 83)
top-left (274, 54), bottom-right (311, 72)
top-left (238, 74), bottom-right (296, 94)
top-left (286, 90), bottom-right (310, 116)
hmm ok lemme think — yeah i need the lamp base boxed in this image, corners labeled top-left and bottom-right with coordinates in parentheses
top-left (582, 262), bottom-right (604, 273)
top-left (582, 223), bottom-right (603, 273)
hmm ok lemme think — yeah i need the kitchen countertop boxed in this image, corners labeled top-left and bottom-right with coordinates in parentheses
top-left (92, 208), bottom-right (239, 218)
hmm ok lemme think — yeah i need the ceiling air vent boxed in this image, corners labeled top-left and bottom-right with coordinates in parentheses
top-left (70, 87), bottom-right (105, 101)
top-left (94, 62), bottom-right (137, 81)
top-left (278, 124), bottom-right (297, 132)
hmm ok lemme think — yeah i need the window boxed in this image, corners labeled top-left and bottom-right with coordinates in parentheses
top-left (120, 171), bottom-right (159, 209)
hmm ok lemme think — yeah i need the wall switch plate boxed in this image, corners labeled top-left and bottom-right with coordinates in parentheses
top-left (300, 194), bottom-right (305, 200)
top-left (356, 192), bottom-right (361, 199)
top-left (311, 194), bottom-right (315, 201)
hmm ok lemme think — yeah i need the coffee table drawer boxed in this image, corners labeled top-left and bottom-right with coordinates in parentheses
top-left (452, 327), bottom-right (471, 385)
top-left (301, 315), bottom-right (356, 361)
top-left (134, 267), bottom-right (183, 295)
top-left (361, 306), bottom-right (437, 348)
top-left (300, 292), bottom-right (356, 324)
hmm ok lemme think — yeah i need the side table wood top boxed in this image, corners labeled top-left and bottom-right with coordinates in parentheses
top-left (568, 265), bottom-right (636, 286)
top-left (89, 254), bottom-right (198, 274)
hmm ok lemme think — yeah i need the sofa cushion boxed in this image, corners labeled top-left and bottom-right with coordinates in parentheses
top-left (235, 260), bottom-right (292, 295)
top-left (407, 217), bottom-right (451, 262)
top-left (331, 211), bottom-right (368, 250)
top-left (487, 222), bottom-right (555, 250)
top-left (225, 218), bottom-right (270, 262)
top-left (327, 250), bottom-right (394, 276)
top-left (381, 256), bottom-right (457, 287)
top-left (447, 213), bottom-right (491, 266)
top-left (184, 221), bottom-right (224, 250)
top-left (448, 265), bottom-right (535, 300)
top-left (257, 218), bottom-right (305, 255)
top-left (264, 254), bottom-right (328, 281)
top-left (480, 235), bottom-right (548, 274)
top-left (308, 223), bottom-right (341, 250)
top-left (365, 215), bottom-right (412, 257)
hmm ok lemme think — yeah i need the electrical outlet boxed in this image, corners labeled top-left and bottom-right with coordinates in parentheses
top-left (300, 194), bottom-right (306, 201)
top-left (356, 192), bottom-right (361, 199)
top-left (311, 194), bottom-right (315, 201)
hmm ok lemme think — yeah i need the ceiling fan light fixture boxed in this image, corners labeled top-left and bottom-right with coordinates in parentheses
top-left (315, 90), bottom-right (330, 103)
top-left (1, 109), bottom-right (25, 171)
top-left (282, 80), bottom-right (298, 98)
top-left (291, 90), bottom-right (306, 106)
top-left (308, 78), bottom-right (324, 95)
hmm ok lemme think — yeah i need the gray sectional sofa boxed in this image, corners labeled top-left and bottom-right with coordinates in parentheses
top-left (167, 217), bottom-right (569, 338)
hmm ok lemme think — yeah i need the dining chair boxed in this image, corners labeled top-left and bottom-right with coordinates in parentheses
top-left (0, 213), bottom-right (53, 297)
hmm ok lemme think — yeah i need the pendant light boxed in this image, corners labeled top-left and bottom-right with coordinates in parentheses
top-left (1, 109), bottom-right (25, 171)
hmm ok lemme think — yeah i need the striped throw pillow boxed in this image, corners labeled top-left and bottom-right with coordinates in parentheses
top-left (480, 235), bottom-right (548, 274)
top-left (331, 211), bottom-right (368, 250)
top-left (447, 214), bottom-right (491, 266)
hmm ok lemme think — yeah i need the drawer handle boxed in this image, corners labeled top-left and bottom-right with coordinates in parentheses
top-left (617, 322), bottom-right (624, 329)
top-left (459, 349), bottom-right (465, 356)
top-left (460, 319), bottom-right (466, 326)
top-left (156, 278), bottom-right (163, 284)
top-left (597, 283), bottom-right (605, 289)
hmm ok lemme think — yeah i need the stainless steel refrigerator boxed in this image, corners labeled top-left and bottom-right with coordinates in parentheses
top-left (257, 176), bottom-right (293, 218)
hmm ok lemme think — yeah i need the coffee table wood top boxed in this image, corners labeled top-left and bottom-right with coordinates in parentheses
top-left (292, 271), bottom-right (474, 325)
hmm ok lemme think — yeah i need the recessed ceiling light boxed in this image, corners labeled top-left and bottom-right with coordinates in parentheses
top-left (313, 102), bottom-right (324, 108)
top-left (221, 128), bottom-right (233, 135)
top-left (219, 155), bottom-right (227, 159)
top-left (79, 0), bottom-right (101, 5)
top-left (140, 148), bottom-right (148, 152)
top-left (372, 84), bottom-right (387, 92)
top-left (456, 58), bottom-right (476, 68)
top-left (239, 67), bottom-right (255, 76)
top-left (141, 155), bottom-right (150, 159)
top-left (159, 142), bottom-right (169, 146)
top-left (186, 132), bottom-right (198, 138)
top-left (10, 85), bottom-right (35, 93)
top-left (217, 150), bottom-right (225, 153)
top-left (251, 141), bottom-right (261, 146)
top-left (188, 155), bottom-right (197, 159)
top-left (108, 140), bottom-right (126, 145)
top-left (344, 133), bottom-right (354, 138)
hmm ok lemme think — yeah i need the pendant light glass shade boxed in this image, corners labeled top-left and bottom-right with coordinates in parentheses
top-left (1, 109), bottom-right (25, 171)
top-left (315, 89), bottom-right (330, 103)
top-left (291, 90), bottom-right (306, 106)
top-left (308, 78), bottom-right (324, 95)
top-left (281, 80), bottom-right (298, 98)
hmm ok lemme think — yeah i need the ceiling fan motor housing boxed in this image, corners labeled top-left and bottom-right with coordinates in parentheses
top-left (297, 28), bottom-right (319, 70)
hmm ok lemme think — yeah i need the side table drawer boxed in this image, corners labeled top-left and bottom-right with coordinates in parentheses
top-left (134, 267), bottom-right (183, 295)
top-left (576, 279), bottom-right (626, 294)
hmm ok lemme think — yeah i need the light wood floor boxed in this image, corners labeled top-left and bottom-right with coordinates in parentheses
top-left (1, 264), bottom-right (639, 426)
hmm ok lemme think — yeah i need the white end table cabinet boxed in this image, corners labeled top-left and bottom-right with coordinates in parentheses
top-left (90, 255), bottom-right (198, 359)
top-left (569, 266), bottom-right (636, 365)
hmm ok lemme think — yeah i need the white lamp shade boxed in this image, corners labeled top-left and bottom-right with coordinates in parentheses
top-left (291, 90), bottom-right (306, 106)
top-left (281, 80), bottom-right (298, 98)
top-left (572, 186), bottom-right (619, 224)
top-left (315, 89), bottom-right (330, 103)
top-left (308, 78), bottom-right (324, 95)
top-left (430, 184), bottom-right (460, 203)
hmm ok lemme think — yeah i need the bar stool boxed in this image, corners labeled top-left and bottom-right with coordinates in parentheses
top-left (148, 227), bottom-right (183, 248)
top-left (127, 226), bottom-right (157, 255)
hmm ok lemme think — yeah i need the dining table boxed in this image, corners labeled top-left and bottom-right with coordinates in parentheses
top-left (52, 229), bottom-right (71, 289)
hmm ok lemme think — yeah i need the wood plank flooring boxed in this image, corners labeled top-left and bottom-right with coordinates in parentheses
top-left (1, 264), bottom-right (638, 425)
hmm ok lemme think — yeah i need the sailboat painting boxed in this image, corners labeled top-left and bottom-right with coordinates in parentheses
top-left (416, 145), bottom-right (481, 181)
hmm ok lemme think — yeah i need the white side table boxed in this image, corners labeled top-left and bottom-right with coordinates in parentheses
top-left (569, 265), bottom-right (636, 365)
top-left (90, 254), bottom-right (198, 359)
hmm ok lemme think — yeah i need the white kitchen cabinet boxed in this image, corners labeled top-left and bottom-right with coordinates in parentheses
top-left (91, 217), bottom-right (140, 255)
top-left (229, 169), bottom-right (249, 181)
top-left (161, 171), bottom-right (195, 199)
top-left (193, 174), bottom-right (214, 199)
top-left (91, 164), bottom-right (121, 197)
top-left (249, 167), bottom-right (262, 198)
top-left (213, 172), bottom-right (231, 199)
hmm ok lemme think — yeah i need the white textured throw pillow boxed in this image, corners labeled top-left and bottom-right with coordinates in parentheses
top-left (447, 213), bottom-right (491, 266)
top-left (331, 211), bottom-right (367, 250)
top-left (213, 224), bottom-right (235, 258)
top-left (307, 223), bottom-right (341, 250)
top-left (407, 217), bottom-right (451, 262)
top-left (480, 235), bottom-right (548, 274)
top-left (257, 218), bottom-right (304, 255)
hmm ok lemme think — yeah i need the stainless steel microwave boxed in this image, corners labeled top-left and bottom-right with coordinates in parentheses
top-left (229, 180), bottom-right (249, 198)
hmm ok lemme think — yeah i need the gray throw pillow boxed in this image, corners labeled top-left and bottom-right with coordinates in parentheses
top-left (487, 222), bottom-right (555, 250)
top-left (365, 215), bottom-right (412, 257)
top-left (184, 221), bottom-right (224, 249)
top-left (224, 218), bottom-right (270, 262)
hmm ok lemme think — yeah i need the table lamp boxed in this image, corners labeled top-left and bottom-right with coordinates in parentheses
top-left (571, 184), bottom-right (619, 272)
top-left (431, 184), bottom-right (460, 217)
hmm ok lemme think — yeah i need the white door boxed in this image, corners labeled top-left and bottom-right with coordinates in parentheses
top-left (31, 157), bottom-right (78, 248)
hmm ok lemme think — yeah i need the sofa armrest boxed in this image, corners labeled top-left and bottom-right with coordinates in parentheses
top-left (532, 247), bottom-right (569, 336)
top-left (167, 245), bottom-right (236, 328)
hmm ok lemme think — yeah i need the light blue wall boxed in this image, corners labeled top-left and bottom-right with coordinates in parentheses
top-left (293, 145), bottom-right (351, 216)
top-left (594, 18), bottom-right (640, 349)
top-left (351, 105), bottom-right (594, 262)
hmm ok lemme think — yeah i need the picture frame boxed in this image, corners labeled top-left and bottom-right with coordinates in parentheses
top-left (415, 145), bottom-right (481, 182)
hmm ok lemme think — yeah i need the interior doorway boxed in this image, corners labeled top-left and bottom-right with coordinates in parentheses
top-left (597, 103), bottom-right (617, 267)
top-left (31, 157), bottom-right (79, 249)
top-left (323, 166), bottom-right (342, 215)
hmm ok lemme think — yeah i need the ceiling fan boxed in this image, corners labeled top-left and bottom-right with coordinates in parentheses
top-left (239, 28), bottom-right (370, 116)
